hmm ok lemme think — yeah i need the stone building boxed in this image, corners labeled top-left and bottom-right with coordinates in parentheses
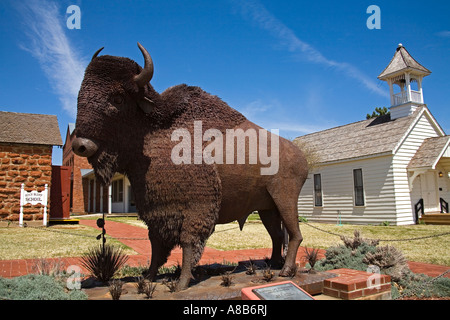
top-left (0, 111), bottom-right (62, 222)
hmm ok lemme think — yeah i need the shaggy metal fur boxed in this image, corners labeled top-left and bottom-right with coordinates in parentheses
top-left (74, 44), bottom-right (308, 290)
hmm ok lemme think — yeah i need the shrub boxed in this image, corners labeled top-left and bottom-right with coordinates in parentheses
top-left (316, 229), bottom-right (450, 299)
top-left (363, 245), bottom-right (409, 282)
top-left (220, 271), bottom-right (234, 287)
top-left (315, 242), bottom-right (376, 272)
top-left (81, 244), bottom-right (129, 283)
top-left (340, 230), bottom-right (379, 250)
top-left (303, 247), bottom-right (321, 271)
top-left (32, 258), bottom-right (66, 278)
top-left (393, 271), bottom-right (450, 299)
top-left (108, 279), bottom-right (124, 300)
top-left (162, 278), bottom-right (178, 293)
top-left (245, 259), bottom-right (258, 275)
top-left (142, 280), bottom-right (157, 299)
top-left (261, 264), bottom-right (275, 282)
top-left (0, 274), bottom-right (87, 300)
top-left (135, 276), bottom-right (147, 294)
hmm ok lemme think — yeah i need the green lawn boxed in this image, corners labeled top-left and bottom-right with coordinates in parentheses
top-left (0, 224), bottom-right (137, 260)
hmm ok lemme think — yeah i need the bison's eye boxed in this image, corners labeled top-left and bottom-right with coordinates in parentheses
top-left (112, 94), bottom-right (124, 105)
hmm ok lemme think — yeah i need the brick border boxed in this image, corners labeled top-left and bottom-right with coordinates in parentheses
top-left (323, 268), bottom-right (391, 300)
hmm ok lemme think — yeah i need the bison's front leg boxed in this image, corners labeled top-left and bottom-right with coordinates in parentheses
top-left (177, 239), bottom-right (208, 291)
top-left (144, 232), bottom-right (172, 281)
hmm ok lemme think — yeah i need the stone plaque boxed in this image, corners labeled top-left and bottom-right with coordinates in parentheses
top-left (252, 282), bottom-right (314, 300)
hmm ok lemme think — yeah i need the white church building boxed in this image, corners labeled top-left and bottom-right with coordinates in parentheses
top-left (295, 44), bottom-right (449, 225)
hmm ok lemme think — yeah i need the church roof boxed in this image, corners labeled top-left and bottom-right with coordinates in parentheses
top-left (408, 136), bottom-right (450, 169)
top-left (378, 44), bottom-right (431, 80)
top-left (293, 106), bottom-right (441, 164)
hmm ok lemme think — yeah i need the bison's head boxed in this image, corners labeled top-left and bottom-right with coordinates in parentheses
top-left (73, 43), bottom-right (164, 185)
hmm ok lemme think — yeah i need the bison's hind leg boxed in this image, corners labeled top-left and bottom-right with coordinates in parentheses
top-left (267, 182), bottom-right (304, 277)
top-left (259, 210), bottom-right (285, 268)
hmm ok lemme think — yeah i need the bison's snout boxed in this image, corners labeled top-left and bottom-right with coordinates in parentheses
top-left (72, 137), bottom-right (99, 158)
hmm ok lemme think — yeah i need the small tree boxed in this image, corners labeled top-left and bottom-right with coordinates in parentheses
top-left (292, 139), bottom-right (321, 170)
top-left (366, 107), bottom-right (390, 119)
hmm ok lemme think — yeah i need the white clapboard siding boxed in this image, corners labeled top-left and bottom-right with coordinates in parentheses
top-left (298, 155), bottom-right (396, 225)
top-left (392, 112), bottom-right (441, 225)
top-left (437, 164), bottom-right (450, 205)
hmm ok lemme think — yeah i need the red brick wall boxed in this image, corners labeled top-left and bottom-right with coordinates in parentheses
top-left (72, 154), bottom-right (92, 213)
top-left (0, 143), bottom-right (53, 221)
top-left (62, 132), bottom-right (92, 214)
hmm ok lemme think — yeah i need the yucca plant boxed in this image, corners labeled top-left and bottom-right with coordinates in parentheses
top-left (81, 244), bottom-right (129, 283)
top-left (304, 247), bottom-right (321, 271)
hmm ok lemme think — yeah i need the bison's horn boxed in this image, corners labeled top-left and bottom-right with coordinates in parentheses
top-left (134, 42), bottom-right (154, 87)
top-left (91, 47), bottom-right (104, 61)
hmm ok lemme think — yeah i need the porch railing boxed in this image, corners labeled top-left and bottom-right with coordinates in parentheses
top-left (440, 198), bottom-right (449, 213)
top-left (414, 198), bottom-right (424, 223)
top-left (392, 90), bottom-right (422, 106)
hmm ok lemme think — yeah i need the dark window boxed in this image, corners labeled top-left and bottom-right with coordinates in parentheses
top-left (314, 174), bottom-right (322, 207)
top-left (353, 169), bottom-right (365, 206)
top-left (112, 179), bottom-right (123, 202)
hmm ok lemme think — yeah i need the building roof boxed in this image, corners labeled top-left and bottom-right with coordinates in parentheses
top-left (0, 111), bottom-right (62, 146)
top-left (408, 136), bottom-right (450, 169)
top-left (81, 169), bottom-right (94, 177)
top-left (294, 106), bottom-right (436, 164)
top-left (68, 123), bottom-right (75, 135)
top-left (378, 44), bottom-right (431, 80)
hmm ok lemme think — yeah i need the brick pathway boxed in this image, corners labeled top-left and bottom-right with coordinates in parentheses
top-left (1, 220), bottom-right (449, 279)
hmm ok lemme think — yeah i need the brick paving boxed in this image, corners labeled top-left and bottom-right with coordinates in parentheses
top-left (0, 219), bottom-right (448, 279)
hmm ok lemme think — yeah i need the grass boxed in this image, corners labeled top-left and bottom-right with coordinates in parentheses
top-left (107, 215), bottom-right (450, 266)
top-left (1, 216), bottom-right (449, 266)
top-left (208, 221), bottom-right (450, 266)
top-left (0, 224), bottom-right (137, 260)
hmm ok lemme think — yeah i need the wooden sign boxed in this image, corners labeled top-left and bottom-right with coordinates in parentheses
top-left (20, 183), bottom-right (48, 226)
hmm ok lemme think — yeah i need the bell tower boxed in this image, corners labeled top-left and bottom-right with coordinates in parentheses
top-left (378, 44), bottom-right (431, 120)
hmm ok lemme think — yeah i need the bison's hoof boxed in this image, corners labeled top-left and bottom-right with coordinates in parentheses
top-left (279, 265), bottom-right (298, 277)
top-left (175, 279), bottom-right (190, 292)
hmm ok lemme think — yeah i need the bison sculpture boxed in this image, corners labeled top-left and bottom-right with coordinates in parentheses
top-left (73, 43), bottom-right (308, 290)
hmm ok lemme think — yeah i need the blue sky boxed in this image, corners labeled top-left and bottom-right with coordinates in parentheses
top-left (1, 0), bottom-right (449, 165)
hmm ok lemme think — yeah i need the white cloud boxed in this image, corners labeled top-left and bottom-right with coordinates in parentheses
top-left (232, 0), bottom-right (389, 98)
top-left (437, 30), bottom-right (450, 38)
top-left (269, 122), bottom-right (329, 135)
top-left (16, 0), bottom-right (86, 118)
top-left (240, 99), bottom-right (276, 119)
top-left (239, 99), bottom-right (332, 138)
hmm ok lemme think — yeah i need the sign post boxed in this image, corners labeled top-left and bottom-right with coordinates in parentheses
top-left (19, 183), bottom-right (49, 227)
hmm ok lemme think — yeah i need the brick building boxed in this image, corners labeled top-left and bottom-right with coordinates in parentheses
top-left (0, 111), bottom-right (62, 222)
top-left (63, 124), bottom-right (136, 214)
top-left (62, 123), bottom-right (94, 214)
